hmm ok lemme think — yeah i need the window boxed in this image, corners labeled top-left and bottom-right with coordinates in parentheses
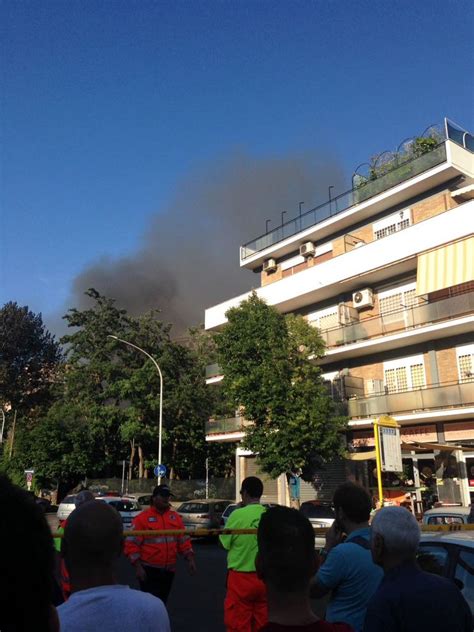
top-left (178, 502), bottom-right (209, 513)
top-left (426, 516), bottom-right (464, 525)
top-left (454, 548), bottom-right (474, 613)
top-left (457, 344), bottom-right (474, 383)
top-left (417, 544), bottom-right (449, 575)
top-left (373, 208), bottom-right (412, 240)
top-left (378, 282), bottom-right (418, 327)
top-left (384, 355), bottom-right (426, 393)
top-left (307, 305), bottom-right (339, 331)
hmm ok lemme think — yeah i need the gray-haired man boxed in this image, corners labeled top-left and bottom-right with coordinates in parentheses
top-left (364, 506), bottom-right (471, 632)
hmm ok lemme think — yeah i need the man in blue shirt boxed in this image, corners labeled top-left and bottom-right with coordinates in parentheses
top-left (310, 483), bottom-right (383, 631)
top-left (364, 506), bottom-right (471, 632)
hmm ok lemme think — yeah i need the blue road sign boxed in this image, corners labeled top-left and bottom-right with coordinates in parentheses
top-left (154, 464), bottom-right (167, 478)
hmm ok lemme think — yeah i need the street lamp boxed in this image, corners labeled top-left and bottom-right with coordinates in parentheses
top-left (108, 335), bottom-right (164, 484)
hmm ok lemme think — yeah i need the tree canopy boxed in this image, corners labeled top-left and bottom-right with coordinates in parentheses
top-left (0, 302), bottom-right (62, 414)
top-left (216, 292), bottom-right (347, 479)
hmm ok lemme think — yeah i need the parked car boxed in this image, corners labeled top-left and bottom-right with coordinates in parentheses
top-left (96, 496), bottom-right (141, 530)
top-left (57, 495), bottom-right (79, 522)
top-left (418, 531), bottom-right (474, 616)
top-left (177, 499), bottom-right (232, 533)
top-left (123, 493), bottom-right (152, 510)
top-left (422, 506), bottom-right (471, 526)
top-left (300, 500), bottom-right (335, 549)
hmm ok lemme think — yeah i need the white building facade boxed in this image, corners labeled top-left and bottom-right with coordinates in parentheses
top-left (204, 120), bottom-right (474, 509)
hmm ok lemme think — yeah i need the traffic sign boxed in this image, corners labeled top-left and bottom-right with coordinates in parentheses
top-left (154, 464), bottom-right (167, 478)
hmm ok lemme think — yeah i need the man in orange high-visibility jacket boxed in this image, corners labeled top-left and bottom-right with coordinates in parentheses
top-left (125, 484), bottom-right (196, 603)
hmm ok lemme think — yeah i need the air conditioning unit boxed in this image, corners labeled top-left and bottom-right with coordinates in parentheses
top-left (352, 288), bottom-right (374, 309)
top-left (299, 241), bottom-right (316, 257)
top-left (262, 258), bottom-right (277, 273)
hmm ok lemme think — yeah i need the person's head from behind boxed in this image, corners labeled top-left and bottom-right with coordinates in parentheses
top-left (240, 476), bottom-right (263, 505)
top-left (0, 475), bottom-right (59, 632)
top-left (332, 482), bottom-right (372, 532)
top-left (74, 489), bottom-right (95, 508)
top-left (371, 506), bottom-right (420, 571)
top-left (256, 506), bottom-right (318, 595)
top-left (63, 500), bottom-right (123, 588)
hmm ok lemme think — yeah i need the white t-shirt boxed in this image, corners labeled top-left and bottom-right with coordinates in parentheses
top-left (58, 584), bottom-right (170, 632)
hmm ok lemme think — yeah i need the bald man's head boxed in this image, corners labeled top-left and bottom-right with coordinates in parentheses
top-left (63, 501), bottom-right (123, 574)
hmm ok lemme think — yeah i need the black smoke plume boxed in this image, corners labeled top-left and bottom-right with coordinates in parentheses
top-left (71, 150), bottom-right (345, 334)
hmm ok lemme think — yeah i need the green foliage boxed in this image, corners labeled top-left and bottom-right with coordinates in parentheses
top-left (0, 302), bottom-right (62, 413)
top-left (216, 293), bottom-right (347, 479)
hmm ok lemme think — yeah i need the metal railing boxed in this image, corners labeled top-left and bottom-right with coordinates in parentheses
top-left (348, 380), bottom-right (474, 418)
top-left (241, 143), bottom-right (448, 260)
top-left (205, 416), bottom-right (252, 435)
top-left (321, 292), bottom-right (474, 349)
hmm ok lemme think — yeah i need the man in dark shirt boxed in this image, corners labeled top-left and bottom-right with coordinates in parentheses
top-left (364, 506), bottom-right (472, 632)
top-left (256, 506), bottom-right (353, 631)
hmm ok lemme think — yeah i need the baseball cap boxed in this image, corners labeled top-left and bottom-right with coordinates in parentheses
top-left (152, 484), bottom-right (174, 497)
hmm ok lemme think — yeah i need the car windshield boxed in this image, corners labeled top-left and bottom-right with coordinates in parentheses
top-left (62, 495), bottom-right (77, 505)
top-left (300, 504), bottom-right (335, 519)
top-left (179, 503), bottom-right (209, 513)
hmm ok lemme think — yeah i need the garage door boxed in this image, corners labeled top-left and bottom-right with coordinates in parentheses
top-left (244, 457), bottom-right (279, 504)
top-left (301, 460), bottom-right (348, 503)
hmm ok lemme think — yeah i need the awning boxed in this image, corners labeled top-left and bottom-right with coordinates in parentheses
top-left (345, 441), bottom-right (471, 461)
top-left (416, 236), bottom-right (474, 295)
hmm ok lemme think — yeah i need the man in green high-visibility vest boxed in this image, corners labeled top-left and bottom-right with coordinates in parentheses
top-left (220, 476), bottom-right (267, 632)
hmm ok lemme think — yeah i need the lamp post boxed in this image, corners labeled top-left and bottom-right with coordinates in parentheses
top-left (108, 335), bottom-right (164, 484)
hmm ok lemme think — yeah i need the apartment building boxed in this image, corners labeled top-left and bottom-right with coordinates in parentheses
top-left (204, 119), bottom-right (474, 509)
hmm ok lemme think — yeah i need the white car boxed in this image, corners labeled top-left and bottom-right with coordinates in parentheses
top-left (419, 531), bottom-right (474, 617)
top-left (96, 496), bottom-right (141, 530)
top-left (57, 495), bottom-right (79, 522)
top-left (422, 506), bottom-right (471, 526)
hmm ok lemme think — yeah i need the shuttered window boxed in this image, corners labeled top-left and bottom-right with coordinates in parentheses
top-left (373, 208), bottom-right (412, 241)
top-left (384, 355), bottom-right (426, 393)
top-left (457, 344), bottom-right (474, 383)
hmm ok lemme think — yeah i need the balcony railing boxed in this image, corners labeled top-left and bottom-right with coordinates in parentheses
top-left (241, 143), bottom-right (448, 260)
top-left (205, 416), bottom-right (252, 435)
top-left (321, 292), bottom-right (474, 349)
top-left (348, 380), bottom-right (474, 418)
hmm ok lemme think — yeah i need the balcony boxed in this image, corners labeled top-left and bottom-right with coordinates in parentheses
top-left (321, 292), bottom-right (474, 350)
top-left (348, 380), bottom-right (474, 419)
top-left (205, 415), bottom-right (252, 437)
top-left (239, 121), bottom-right (474, 270)
top-left (242, 144), bottom-right (448, 261)
top-left (206, 201), bottom-right (474, 331)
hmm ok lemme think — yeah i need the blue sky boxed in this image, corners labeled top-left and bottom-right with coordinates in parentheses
top-left (1, 0), bottom-right (473, 331)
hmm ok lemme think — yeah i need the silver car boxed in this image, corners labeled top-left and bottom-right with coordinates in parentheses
top-left (299, 501), bottom-right (335, 549)
top-left (96, 496), bottom-right (141, 530)
top-left (177, 499), bottom-right (232, 533)
top-left (422, 506), bottom-right (470, 526)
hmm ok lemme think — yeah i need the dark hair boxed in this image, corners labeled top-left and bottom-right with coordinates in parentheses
top-left (257, 506), bottom-right (316, 592)
top-left (0, 475), bottom-right (56, 631)
top-left (333, 482), bottom-right (371, 523)
top-left (241, 476), bottom-right (263, 498)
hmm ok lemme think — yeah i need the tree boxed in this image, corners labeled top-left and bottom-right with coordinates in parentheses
top-left (61, 289), bottom-right (232, 482)
top-left (215, 293), bottom-right (347, 480)
top-left (0, 302), bottom-right (62, 414)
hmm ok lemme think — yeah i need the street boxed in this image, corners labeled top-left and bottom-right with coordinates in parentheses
top-left (48, 514), bottom-right (326, 631)
top-left (117, 539), bottom-right (228, 631)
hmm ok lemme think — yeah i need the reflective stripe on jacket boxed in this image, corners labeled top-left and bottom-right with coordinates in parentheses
top-left (124, 506), bottom-right (193, 571)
